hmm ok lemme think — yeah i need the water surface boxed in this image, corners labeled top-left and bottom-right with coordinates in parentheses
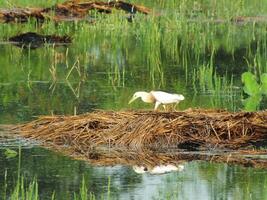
top-left (1, 146), bottom-right (267, 200)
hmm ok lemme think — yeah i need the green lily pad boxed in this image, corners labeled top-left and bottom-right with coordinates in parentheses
top-left (4, 148), bottom-right (18, 158)
top-left (241, 72), bottom-right (261, 96)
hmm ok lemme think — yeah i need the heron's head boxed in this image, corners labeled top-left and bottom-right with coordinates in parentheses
top-left (128, 91), bottom-right (147, 104)
top-left (174, 94), bottom-right (185, 101)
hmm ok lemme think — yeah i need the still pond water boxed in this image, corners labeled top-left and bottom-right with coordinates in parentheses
top-left (1, 145), bottom-right (267, 200)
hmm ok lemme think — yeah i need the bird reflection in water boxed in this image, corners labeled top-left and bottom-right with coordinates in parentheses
top-left (132, 164), bottom-right (185, 175)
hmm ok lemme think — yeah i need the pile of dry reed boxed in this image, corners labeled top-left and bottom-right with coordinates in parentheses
top-left (14, 109), bottom-right (267, 150)
top-left (0, 0), bottom-right (151, 23)
top-left (1, 1), bottom-right (267, 24)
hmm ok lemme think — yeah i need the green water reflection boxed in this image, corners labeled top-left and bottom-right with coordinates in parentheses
top-left (1, 147), bottom-right (267, 200)
top-left (0, 42), bottom-right (248, 123)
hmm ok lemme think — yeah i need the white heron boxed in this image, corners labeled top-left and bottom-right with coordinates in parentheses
top-left (128, 91), bottom-right (185, 110)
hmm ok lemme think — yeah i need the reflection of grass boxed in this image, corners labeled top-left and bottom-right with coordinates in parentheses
top-left (0, 0), bottom-right (266, 118)
top-left (0, 1), bottom-right (266, 84)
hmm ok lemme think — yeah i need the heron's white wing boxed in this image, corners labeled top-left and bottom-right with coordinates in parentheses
top-left (150, 91), bottom-right (180, 104)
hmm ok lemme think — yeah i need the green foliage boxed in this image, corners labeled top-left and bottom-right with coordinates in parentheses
top-left (241, 72), bottom-right (261, 96)
top-left (4, 148), bottom-right (18, 158)
top-left (73, 177), bottom-right (97, 200)
top-left (260, 74), bottom-right (267, 95)
top-left (241, 72), bottom-right (267, 111)
top-left (6, 176), bottom-right (100, 200)
top-left (0, 0), bottom-right (266, 116)
top-left (7, 175), bottom-right (39, 200)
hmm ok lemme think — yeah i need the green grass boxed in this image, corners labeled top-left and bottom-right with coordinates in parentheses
top-left (0, 0), bottom-right (266, 118)
top-left (4, 176), bottom-right (98, 200)
top-left (0, 1), bottom-right (266, 82)
top-left (2, 146), bottom-right (98, 200)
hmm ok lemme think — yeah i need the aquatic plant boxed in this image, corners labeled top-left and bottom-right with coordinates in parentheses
top-left (4, 175), bottom-right (98, 200)
top-left (192, 61), bottom-right (234, 96)
top-left (4, 148), bottom-right (18, 158)
top-left (0, 0), bottom-right (266, 118)
top-left (241, 71), bottom-right (267, 111)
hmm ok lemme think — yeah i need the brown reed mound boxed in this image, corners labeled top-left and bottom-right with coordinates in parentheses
top-left (0, 0), bottom-right (151, 23)
top-left (1, 1), bottom-right (267, 24)
top-left (14, 109), bottom-right (267, 150)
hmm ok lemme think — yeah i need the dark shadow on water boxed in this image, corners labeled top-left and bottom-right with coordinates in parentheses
top-left (9, 32), bottom-right (71, 49)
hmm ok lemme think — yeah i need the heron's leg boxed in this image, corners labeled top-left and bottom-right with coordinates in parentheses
top-left (154, 101), bottom-right (161, 111)
top-left (168, 104), bottom-right (175, 111)
top-left (163, 104), bottom-right (167, 111)
top-left (168, 104), bottom-right (174, 111)
top-left (166, 104), bottom-right (171, 111)
top-left (174, 102), bottom-right (179, 111)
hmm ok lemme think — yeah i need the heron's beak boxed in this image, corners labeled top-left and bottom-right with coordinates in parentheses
top-left (128, 96), bottom-right (137, 104)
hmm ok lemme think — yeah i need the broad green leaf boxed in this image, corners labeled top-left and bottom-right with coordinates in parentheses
top-left (4, 148), bottom-right (18, 158)
top-left (243, 95), bottom-right (262, 111)
top-left (260, 73), bottom-right (267, 95)
top-left (241, 72), bottom-right (260, 96)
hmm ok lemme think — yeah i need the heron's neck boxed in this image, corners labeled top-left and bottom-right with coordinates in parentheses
top-left (140, 92), bottom-right (155, 103)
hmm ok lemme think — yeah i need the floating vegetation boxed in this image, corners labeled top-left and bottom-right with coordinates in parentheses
top-left (12, 109), bottom-right (267, 151)
top-left (9, 32), bottom-right (71, 49)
